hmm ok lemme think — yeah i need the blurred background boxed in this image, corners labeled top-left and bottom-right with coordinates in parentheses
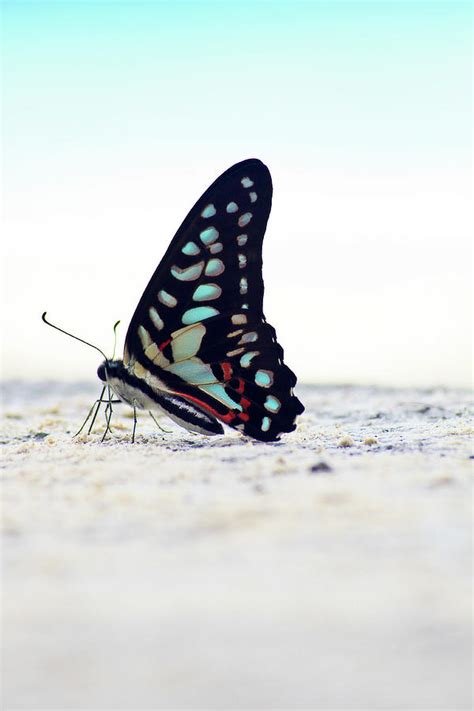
top-left (2, 0), bottom-right (472, 387)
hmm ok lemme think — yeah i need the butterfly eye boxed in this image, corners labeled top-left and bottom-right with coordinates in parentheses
top-left (97, 362), bottom-right (107, 382)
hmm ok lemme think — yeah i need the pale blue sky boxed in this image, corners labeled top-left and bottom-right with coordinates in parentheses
top-left (2, 1), bottom-right (472, 385)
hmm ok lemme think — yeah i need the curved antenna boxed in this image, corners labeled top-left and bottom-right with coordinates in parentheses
top-left (42, 312), bottom-right (108, 361)
top-left (111, 320), bottom-right (121, 360)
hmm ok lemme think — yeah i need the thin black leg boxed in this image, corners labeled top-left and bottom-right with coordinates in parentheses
top-left (132, 402), bottom-right (137, 443)
top-left (74, 386), bottom-right (106, 437)
top-left (148, 410), bottom-right (172, 434)
top-left (101, 385), bottom-right (114, 442)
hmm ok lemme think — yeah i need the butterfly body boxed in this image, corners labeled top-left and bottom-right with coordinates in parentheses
top-left (99, 159), bottom-right (304, 442)
top-left (97, 359), bottom-right (224, 436)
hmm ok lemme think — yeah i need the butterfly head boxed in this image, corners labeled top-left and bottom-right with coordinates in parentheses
top-left (97, 359), bottom-right (123, 383)
top-left (97, 360), bottom-right (108, 382)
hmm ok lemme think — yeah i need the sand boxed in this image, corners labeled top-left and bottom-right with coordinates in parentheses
top-left (1, 382), bottom-right (473, 710)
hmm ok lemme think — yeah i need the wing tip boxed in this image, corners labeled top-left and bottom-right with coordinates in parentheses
top-left (222, 157), bottom-right (271, 179)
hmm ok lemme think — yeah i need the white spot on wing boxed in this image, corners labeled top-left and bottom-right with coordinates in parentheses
top-left (238, 331), bottom-right (258, 344)
top-left (158, 290), bottom-right (178, 308)
top-left (138, 326), bottom-right (152, 349)
top-left (149, 307), bottom-right (164, 331)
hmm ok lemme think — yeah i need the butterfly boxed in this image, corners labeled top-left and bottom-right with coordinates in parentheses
top-left (46, 159), bottom-right (304, 442)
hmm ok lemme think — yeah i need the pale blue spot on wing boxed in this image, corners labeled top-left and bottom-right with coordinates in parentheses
top-left (264, 395), bottom-right (281, 413)
top-left (226, 201), bottom-right (238, 213)
top-left (261, 416), bottom-right (271, 432)
top-left (171, 261), bottom-right (204, 281)
top-left (200, 226), bottom-right (219, 245)
top-left (240, 351), bottom-right (259, 368)
top-left (182, 241), bottom-right (201, 256)
top-left (170, 324), bottom-right (206, 362)
top-left (193, 283), bottom-right (222, 301)
top-left (239, 331), bottom-right (257, 344)
top-left (200, 383), bottom-right (243, 412)
top-left (201, 204), bottom-right (216, 218)
top-left (182, 306), bottom-right (219, 325)
top-left (238, 254), bottom-right (247, 269)
top-left (238, 212), bottom-right (252, 227)
top-left (205, 258), bottom-right (225, 277)
top-left (237, 234), bottom-right (248, 246)
top-left (249, 191), bottom-right (257, 203)
top-left (167, 358), bottom-right (217, 385)
top-left (241, 177), bottom-right (254, 188)
top-left (255, 369), bottom-right (273, 387)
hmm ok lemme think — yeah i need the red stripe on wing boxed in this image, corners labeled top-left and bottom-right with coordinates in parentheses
top-left (221, 362), bottom-right (233, 381)
top-left (159, 338), bottom-right (171, 351)
top-left (174, 391), bottom-right (237, 425)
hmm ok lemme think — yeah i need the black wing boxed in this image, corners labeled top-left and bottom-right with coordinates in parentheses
top-left (123, 158), bottom-right (304, 441)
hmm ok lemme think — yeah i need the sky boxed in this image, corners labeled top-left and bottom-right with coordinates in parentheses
top-left (2, 0), bottom-right (472, 387)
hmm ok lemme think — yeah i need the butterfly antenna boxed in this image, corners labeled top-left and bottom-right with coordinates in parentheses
top-left (41, 312), bottom-right (108, 361)
top-left (111, 320), bottom-right (121, 360)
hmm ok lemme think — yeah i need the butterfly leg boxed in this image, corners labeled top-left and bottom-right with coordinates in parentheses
top-left (131, 402), bottom-right (137, 443)
top-left (148, 410), bottom-right (172, 434)
top-left (73, 385), bottom-right (106, 437)
top-left (101, 386), bottom-right (114, 442)
top-left (88, 386), bottom-right (113, 436)
top-left (74, 393), bottom-right (122, 438)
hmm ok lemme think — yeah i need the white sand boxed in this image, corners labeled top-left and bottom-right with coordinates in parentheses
top-left (1, 382), bottom-right (473, 710)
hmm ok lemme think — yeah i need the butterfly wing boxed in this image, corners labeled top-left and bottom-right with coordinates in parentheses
top-left (124, 158), bottom-right (304, 441)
